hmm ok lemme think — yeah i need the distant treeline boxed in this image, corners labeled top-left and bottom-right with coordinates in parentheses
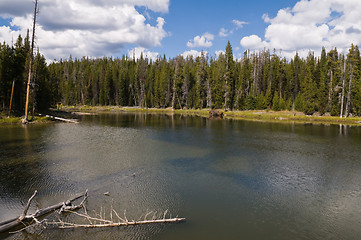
top-left (1, 36), bottom-right (361, 116)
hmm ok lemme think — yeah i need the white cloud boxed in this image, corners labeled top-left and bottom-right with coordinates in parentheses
top-left (187, 32), bottom-right (214, 48)
top-left (219, 19), bottom-right (248, 38)
top-left (232, 19), bottom-right (248, 29)
top-left (219, 28), bottom-right (229, 37)
top-left (214, 50), bottom-right (225, 57)
top-left (182, 50), bottom-right (207, 59)
top-left (0, 0), bottom-right (169, 61)
top-left (240, 35), bottom-right (265, 50)
top-left (0, 26), bottom-right (23, 45)
top-left (262, 13), bottom-right (271, 23)
top-left (240, 0), bottom-right (361, 58)
top-left (128, 47), bottom-right (159, 61)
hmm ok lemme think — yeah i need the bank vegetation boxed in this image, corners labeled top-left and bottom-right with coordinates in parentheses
top-left (2, 35), bottom-right (361, 124)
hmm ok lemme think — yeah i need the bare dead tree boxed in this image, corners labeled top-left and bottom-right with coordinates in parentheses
top-left (340, 60), bottom-right (346, 118)
top-left (345, 64), bottom-right (353, 117)
top-left (8, 80), bottom-right (15, 116)
top-left (23, 0), bottom-right (38, 123)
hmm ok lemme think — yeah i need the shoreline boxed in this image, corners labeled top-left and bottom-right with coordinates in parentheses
top-left (61, 105), bottom-right (361, 126)
top-left (2, 106), bottom-right (361, 126)
top-left (0, 115), bottom-right (53, 125)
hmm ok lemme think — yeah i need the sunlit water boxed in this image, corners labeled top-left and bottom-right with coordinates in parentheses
top-left (1, 113), bottom-right (361, 239)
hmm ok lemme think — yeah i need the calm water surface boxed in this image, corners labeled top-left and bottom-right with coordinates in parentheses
top-left (1, 113), bottom-right (361, 239)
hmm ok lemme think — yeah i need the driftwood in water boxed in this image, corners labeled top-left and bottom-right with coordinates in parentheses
top-left (0, 190), bottom-right (87, 233)
top-left (52, 217), bottom-right (186, 229)
top-left (1, 190), bottom-right (185, 234)
top-left (38, 113), bottom-right (78, 123)
top-left (49, 208), bottom-right (185, 229)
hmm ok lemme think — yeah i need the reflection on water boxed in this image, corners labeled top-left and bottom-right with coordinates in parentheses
top-left (1, 114), bottom-right (361, 239)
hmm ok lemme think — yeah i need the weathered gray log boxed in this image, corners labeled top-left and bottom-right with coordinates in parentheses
top-left (51, 217), bottom-right (187, 229)
top-left (38, 113), bottom-right (78, 123)
top-left (0, 191), bottom-right (87, 233)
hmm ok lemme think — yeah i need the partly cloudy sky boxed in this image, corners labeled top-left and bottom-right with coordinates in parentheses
top-left (1, 0), bottom-right (361, 61)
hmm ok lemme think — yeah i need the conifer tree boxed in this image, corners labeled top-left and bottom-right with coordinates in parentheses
top-left (300, 53), bottom-right (318, 115)
top-left (326, 48), bottom-right (341, 115)
top-left (224, 41), bottom-right (234, 110)
top-left (346, 44), bottom-right (361, 116)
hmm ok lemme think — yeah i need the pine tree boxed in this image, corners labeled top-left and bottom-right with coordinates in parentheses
top-left (272, 91), bottom-right (280, 111)
top-left (346, 44), bottom-right (361, 116)
top-left (194, 51), bottom-right (207, 109)
top-left (34, 51), bottom-right (50, 110)
top-left (224, 41), bottom-right (234, 110)
top-left (326, 48), bottom-right (341, 115)
top-left (300, 53), bottom-right (318, 115)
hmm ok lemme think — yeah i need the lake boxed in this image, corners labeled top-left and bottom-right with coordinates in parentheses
top-left (1, 113), bottom-right (361, 239)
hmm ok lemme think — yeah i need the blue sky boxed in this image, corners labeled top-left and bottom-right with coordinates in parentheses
top-left (0, 0), bottom-right (360, 61)
top-left (154, 0), bottom-right (299, 58)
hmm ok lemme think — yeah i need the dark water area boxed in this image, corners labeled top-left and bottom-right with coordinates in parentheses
top-left (1, 113), bottom-right (361, 239)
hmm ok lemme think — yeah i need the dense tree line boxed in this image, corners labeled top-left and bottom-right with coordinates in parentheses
top-left (47, 41), bottom-right (361, 116)
top-left (0, 33), bottom-right (49, 114)
top-left (1, 36), bottom-right (361, 117)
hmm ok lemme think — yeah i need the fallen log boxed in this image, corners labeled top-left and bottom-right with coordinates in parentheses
top-left (0, 190), bottom-right (87, 233)
top-left (1, 190), bottom-right (185, 234)
top-left (49, 208), bottom-right (185, 229)
top-left (38, 113), bottom-right (78, 123)
top-left (50, 217), bottom-right (186, 229)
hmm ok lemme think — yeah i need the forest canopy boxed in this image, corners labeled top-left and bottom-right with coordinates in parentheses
top-left (1, 36), bottom-right (361, 117)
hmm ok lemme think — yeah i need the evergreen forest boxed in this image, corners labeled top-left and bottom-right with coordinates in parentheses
top-left (2, 34), bottom-right (361, 117)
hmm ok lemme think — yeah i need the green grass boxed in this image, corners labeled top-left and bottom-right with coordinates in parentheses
top-left (0, 116), bottom-right (22, 124)
top-left (0, 113), bottom-right (52, 125)
top-left (224, 110), bottom-right (361, 125)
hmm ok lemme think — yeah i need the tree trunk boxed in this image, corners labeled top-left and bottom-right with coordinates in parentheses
top-left (8, 80), bottom-right (15, 116)
top-left (345, 68), bottom-right (353, 117)
top-left (171, 74), bottom-right (176, 109)
top-left (340, 61), bottom-right (346, 118)
top-left (206, 78), bottom-right (212, 108)
top-left (24, 0), bottom-right (38, 122)
top-left (327, 70), bottom-right (333, 110)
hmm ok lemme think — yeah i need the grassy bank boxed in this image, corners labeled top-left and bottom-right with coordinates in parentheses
top-left (0, 115), bottom-right (51, 125)
top-left (0, 112), bottom-right (54, 125)
top-left (60, 105), bottom-right (361, 126)
top-left (225, 110), bottom-right (361, 126)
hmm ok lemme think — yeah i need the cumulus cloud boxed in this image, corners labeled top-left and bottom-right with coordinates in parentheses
top-left (214, 50), bottom-right (225, 57)
top-left (240, 0), bottom-right (361, 58)
top-left (182, 50), bottom-right (207, 59)
top-left (0, 0), bottom-right (169, 61)
top-left (128, 47), bottom-right (159, 61)
top-left (187, 32), bottom-right (214, 48)
top-left (240, 35), bottom-right (264, 50)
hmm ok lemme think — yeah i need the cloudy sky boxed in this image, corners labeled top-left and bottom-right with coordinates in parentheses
top-left (1, 0), bottom-right (361, 61)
